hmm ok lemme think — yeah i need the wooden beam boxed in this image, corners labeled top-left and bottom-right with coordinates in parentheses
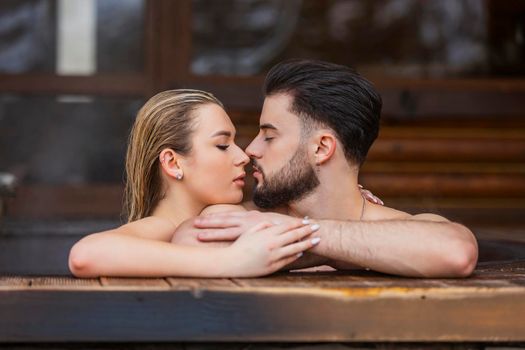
top-left (0, 74), bottom-right (147, 97)
top-left (1, 262), bottom-right (525, 342)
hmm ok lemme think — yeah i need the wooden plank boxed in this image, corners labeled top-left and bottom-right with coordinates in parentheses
top-left (0, 276), bottom-right (100, 290)
top-left (28, 276), bottom-right (102, 290)
top-left (1, 281), bottom-right (524, 342)
top-left (360, 173), bottom-right (525, 197)
top-left (1, 262), bottom-right (525, 342)
top-left (0, 276), bottom-right (30, 288)
top-left (4, 184), bottom-right (123, 219)
top-left (368, 139), bottom-right (525, 162)
top-left (233, 270), bottom-right (461, 290)
top-left (379, 89), bottom-right (525, 119)
top-left (166, 277), bottom-right (240, 290)
top-left (100, 277), bottom-right (170, 290)
top-left (0, 74), bottom-right (147, 97)
top-left (362, 162), bottom-right (525, 174)
top-left (377, 126), bottom-right (525, 139)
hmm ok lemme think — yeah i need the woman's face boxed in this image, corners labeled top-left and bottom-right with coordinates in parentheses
top-left (181, 103), bottom-right (249, 205)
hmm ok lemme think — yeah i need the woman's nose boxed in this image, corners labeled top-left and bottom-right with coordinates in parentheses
top-left (234, 147), bottom-right (250, 167)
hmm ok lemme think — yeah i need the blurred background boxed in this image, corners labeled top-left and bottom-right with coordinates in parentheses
top-left (0, 0), bottom-right (524, 274)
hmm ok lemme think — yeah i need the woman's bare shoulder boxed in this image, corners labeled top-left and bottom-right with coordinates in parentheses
top-left (114, 216), bottom-right (177, 241)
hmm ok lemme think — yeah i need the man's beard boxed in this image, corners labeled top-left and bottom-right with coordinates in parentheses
top-left (253, 146), bottom-right (320, 209)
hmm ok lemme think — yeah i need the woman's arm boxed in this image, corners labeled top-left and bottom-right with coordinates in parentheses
top-left (69, 216), bottom-right (321, 278)
top-left (68, 216), bottom-right (221, 277)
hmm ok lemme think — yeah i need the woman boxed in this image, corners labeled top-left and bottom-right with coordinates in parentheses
top-left (68, 89), bottom-right (321, 278)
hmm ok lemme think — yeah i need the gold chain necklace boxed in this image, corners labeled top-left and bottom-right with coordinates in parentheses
top-left (359, 194), bottom-right (366, 221)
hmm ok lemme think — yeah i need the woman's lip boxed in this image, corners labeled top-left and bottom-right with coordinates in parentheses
top-left (233, 173), bottom-right (246, 181)
top-left (233, 179), bottom-right (245, 186)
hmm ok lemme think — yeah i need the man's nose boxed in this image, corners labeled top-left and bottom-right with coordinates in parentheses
top-left (245, 139), bottom-right (261, 159)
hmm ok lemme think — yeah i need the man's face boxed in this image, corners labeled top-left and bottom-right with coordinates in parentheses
top-left (245, 93), bottom-right (319, 208)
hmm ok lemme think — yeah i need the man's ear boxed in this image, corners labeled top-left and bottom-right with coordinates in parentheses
top-left (159, 148), bottom-right (184, 180)
top-left (312, 132), bottom-right (337, 165)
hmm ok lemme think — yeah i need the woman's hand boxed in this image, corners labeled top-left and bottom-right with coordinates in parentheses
top-left (224, 220), bottom-right (321, 277)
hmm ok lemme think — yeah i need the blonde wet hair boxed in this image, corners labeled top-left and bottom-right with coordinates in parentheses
top-left (124, 89), bottom-right (223, 222)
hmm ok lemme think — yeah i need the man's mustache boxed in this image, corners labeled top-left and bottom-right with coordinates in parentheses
top-left (251, 159), bottom-right (264, 177)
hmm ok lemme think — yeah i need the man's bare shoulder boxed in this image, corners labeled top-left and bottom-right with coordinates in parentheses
top-left (366, 203), bottom-right (449, 222)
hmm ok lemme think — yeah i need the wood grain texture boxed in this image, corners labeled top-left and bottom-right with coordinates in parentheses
top-left (1, 261), bottom-right (525, 342)
top-left (100, 277), bottom-right (171, 290)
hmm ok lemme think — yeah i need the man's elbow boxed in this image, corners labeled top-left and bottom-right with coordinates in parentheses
top-left (445, 224), bottom-right (478, 278)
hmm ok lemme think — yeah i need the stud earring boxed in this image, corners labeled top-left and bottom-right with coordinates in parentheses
top-left (175, 173), bottom-right (183, 180)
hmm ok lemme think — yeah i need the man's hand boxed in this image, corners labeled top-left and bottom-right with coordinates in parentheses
top-left (194, 210), bottom-right (300, 242)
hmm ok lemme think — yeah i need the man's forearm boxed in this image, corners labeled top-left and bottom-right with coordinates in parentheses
top-left (308, 219), bottom-right (478, 278)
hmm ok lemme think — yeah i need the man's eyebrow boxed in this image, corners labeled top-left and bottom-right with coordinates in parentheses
top-left (211, 130), bottom-right (232, 137)
top-left (259, 123), bottom-right (277, 130)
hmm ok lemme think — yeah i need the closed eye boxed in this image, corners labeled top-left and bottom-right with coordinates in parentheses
top-left (217, 145), bottom-right (230, 150)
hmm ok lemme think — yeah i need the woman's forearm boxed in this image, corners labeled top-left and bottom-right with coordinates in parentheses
top-left (69, 232), bottom-right (232, 278)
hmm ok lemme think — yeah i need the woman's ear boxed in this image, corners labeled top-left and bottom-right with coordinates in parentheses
top-left (312, 132), bottom-right (337, 165)
top-left (159, 148), bottom-right (184, 180)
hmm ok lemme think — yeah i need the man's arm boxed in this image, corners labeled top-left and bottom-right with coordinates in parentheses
top-left (193, 211), bottom-right (478, 277)
top-left (312, 213), bottom-right (478, 278)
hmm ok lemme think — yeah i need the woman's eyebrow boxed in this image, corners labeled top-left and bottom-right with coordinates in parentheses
top-left (211, 130), bottom-right (233, 137)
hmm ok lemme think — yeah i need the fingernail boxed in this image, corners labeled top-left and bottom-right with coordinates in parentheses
top-left (310, 224), bottom-right (320, 231)
top-left (311, 237), bottom-right (321, 245)
top-left (272, 220), bottom-right (281, 225)
top-left (302, 216), bottom-right (310, 225)
top-left (296, 252), bottom-right (303, 258)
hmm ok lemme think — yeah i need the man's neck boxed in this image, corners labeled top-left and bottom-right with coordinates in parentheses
top-left (287, 172), bottom-right (364, 221)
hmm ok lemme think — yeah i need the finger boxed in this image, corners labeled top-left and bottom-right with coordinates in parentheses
top-left (274, 237), bottom-right (321, 261)
top-left (270, 254), bottom-right (302, 272)
top-left (262, 219), bottom-right (305, 237)
top-left (246, 221), bottom-right (275, 234)
top-left (197, 228), bottom-right (243, 241)
top-left (194, 216), bottom-right (241, 228)
top-left (277, 223), bottom-right (320, 246)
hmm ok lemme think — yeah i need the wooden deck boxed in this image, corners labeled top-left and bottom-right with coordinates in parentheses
top-left (1, 260), bottom-right (525, 343)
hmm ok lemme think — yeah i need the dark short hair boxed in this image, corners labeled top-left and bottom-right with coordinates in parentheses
top-left (264, 59), bottom-right (382, 166)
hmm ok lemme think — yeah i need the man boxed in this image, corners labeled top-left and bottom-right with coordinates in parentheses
top-left (177, 59), bottom-right (478, 278)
